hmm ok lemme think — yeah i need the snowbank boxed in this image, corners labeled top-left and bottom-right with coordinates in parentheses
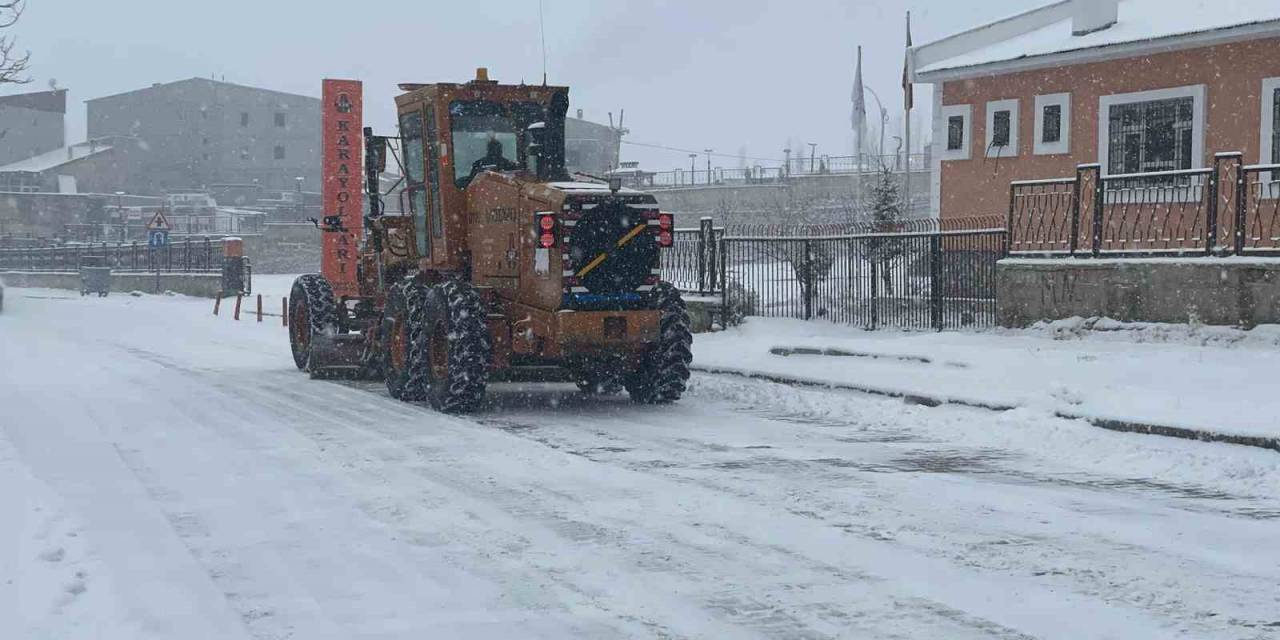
top-left (695, 317), bottom-right (1280, 442)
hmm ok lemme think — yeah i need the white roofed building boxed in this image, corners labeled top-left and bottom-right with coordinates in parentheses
top-left (911, 0), bottom-right (1280, 222)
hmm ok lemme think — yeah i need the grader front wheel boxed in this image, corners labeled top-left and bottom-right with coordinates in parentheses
top-left (288, 274), bottom-right (338, 372)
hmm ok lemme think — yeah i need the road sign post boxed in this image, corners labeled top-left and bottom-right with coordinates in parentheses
top-left (145, 212), bottom-right (171, 293)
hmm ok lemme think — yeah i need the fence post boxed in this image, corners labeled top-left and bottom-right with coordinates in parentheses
top-left (930, 234), bottom-right (944, 331)
top-left (1070, 166), bottom-right (1085, 256)
top-left (719, 238), bottom-right (730, 325)
top-left (1006, 181), bottom-right (1017, 253)
top-left (869, 253), bottom-right (879, 331)
top-left (1084, 164), bottom-right (1104, 257)
top-left (802, 240), bottom-right (813, 321)
top-left (1234, 159), bottom-right (1248, 255)
top-left (697, 216), bottom-right (712, 294)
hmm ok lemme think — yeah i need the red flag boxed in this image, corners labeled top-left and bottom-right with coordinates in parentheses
top-left (903, 12), bottom-right (914, 111)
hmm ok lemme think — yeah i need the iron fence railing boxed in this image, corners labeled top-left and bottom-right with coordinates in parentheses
top-left (666, 218), bottom-right (724, 295)
top-left (637, 153), bottom-right (930, 189)
top-left (1009, 154), bottom-right (1280, 256)
top-left (0, 238), bottom-right (220, 273)
top-left (719, 229), bottom-right (1006, 330)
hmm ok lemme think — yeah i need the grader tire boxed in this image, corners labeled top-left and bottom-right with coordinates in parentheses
top-left (625, 282), bottom-right (693, 404)
top-left (418, 280), bottom-right (492, 413)
top-left (289, 274), bottom-right (339, 372)
top-left (382, 281), bottom-right (431, 401)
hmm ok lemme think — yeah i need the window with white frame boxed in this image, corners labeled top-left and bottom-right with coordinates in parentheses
top-left (1099, 85), bottom-right (1205, 176)
top-left (985, 99), bottom-right (1018, 157)
top-left (1261, 77), bottom-right (1280, 166)
top-left (938, 104), bottom-right (971, 161)
top-left (1034, 93), bottom-right (1070, 155)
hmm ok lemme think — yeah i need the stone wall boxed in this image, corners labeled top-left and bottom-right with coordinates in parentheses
top-left (997, 258), bottom-right (1280, 328)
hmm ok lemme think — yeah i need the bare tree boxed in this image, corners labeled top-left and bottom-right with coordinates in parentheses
top-left (1, 0), bottom-right (31, 86)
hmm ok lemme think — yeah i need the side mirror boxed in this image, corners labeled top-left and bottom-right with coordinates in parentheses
top-left (364, 127), bottom-right (388, 173)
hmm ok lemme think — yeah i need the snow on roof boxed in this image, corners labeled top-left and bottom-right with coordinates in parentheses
top-left (916, 0), bottom-right (1280, 77)
top-left (0, 141), bottom-right (114, 173)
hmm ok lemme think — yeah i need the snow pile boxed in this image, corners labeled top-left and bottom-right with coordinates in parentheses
top-left (695, 317), bottom-right (1280, 440)
top-left (1027, 315), bottom-right (1280, 348)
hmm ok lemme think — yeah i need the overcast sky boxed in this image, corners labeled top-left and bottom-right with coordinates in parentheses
top-left (4, 0), bottom-right (1037, 170)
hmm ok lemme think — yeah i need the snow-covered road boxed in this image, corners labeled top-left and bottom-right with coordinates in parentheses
top-left (2, 286), bottom-right (1278, 639)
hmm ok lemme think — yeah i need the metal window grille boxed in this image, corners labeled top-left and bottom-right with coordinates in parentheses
top-left (1273, 89), bottom-right (1280, 165)
top-left (992, 110), bottom-right (1011, 147)
top-left (1042, 104), bottom-right (1061, 143)
top-left (1107, 96), bottom-right (1193, 175)
top-left (947, 116), bottom-right (964, 151)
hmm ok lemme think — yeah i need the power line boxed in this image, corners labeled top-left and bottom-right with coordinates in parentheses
top-left (621, 139), bottom-right (786, 164)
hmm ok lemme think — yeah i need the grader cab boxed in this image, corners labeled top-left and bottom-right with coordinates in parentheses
top-left (288, 68), bottom-right (692, 412)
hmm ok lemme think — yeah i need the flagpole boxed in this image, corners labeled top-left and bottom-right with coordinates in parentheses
top-left (854, 45), bottom-right (864, 214)
top-left (903, 11), bottom-right (913, 218)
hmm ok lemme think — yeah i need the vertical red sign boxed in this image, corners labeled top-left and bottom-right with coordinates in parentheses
top-left (321, 79), bottom-right (363, 297)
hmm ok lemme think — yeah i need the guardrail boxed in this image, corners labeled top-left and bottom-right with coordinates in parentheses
top-left (630, 153), bottom-right (931, 190)
top-left (1009, 153), bottom-right (1280, 256)
top-left (0, 238), bottom-right (220, 273)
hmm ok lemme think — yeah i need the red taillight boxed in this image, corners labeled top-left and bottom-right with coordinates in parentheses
top-left (658, 231), bottom-right (673, 247)
top-left (535, 212), bottom-right (556, 248)
top-left (658, 213), bottom-right (673, 230)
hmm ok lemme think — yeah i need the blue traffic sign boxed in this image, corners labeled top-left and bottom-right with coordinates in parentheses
top-left (148, 230), bottom-right (170, 248)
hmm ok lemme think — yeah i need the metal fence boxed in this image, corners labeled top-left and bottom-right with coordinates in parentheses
top-left (0, 238), bottom-right (220, 273)
top-left (640, 153), bottom-right (930, 189)
top-left (666, 219), bottom-right (724, 295)
top-left (716, 229), bottom-right (1006, 330)
top-left (1009, 154), bottom-right (1280, 256)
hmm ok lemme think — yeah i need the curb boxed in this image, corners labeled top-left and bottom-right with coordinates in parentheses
top-left (691, 364), bottom-right (1280, 454)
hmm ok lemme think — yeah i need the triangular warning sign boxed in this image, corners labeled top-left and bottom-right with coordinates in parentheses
top-left (146, 211), bottom-right (171, 231)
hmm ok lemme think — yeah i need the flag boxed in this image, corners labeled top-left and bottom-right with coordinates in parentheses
top-left (903, 12), bottom-right (914, 111)
top-left (852, 46), bottom-right (866, 143)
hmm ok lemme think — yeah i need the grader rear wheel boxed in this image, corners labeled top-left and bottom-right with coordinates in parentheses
top-left (420, 280), bottom-right (492, 413)
top-left (625, 282), bottom-right (693, 404)
top-left (383, 282), bottom-right (430, 401)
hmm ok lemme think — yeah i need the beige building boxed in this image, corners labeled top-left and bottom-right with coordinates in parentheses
top-left (912, 0), bottom-right (1280, 222)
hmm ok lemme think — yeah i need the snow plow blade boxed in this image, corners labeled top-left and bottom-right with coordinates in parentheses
top-left (306, 333), bottom-right (366, 379)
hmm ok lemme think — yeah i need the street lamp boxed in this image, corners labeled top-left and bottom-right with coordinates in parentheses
top-left (295, 176), bottom-right (305, 220)
top-left (115, 191), bottom-right (126, 241)
top-left (688, 153), bottom-right (697, 186)
top-left (859, 86), bottom-right (890, 170)
top-left (703, 149), bottom-right (713, 185)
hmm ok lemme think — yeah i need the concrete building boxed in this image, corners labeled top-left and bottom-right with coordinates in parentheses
top-left (565, 109), bottom-right (624, 175)
top-left (86, 78), bottom-right (321, 195)
top-left (912, 0), bottom-right (1280, 221)
top-left (0, 89), bottom-right (67, 167)
top-left (0, 136), bottom-right (146, 194)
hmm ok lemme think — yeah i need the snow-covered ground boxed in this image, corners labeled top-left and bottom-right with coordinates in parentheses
top-left (2, 286), bottom-right (1279, 639)
top-left (696, 317), bottom-right (1280, 441)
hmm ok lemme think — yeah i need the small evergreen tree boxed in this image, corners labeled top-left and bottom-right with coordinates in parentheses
top-left (862, 168), bottom-right (904, 295)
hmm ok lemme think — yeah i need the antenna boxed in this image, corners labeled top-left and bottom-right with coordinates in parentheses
top-left (538, 0), bottom-right (548, 85)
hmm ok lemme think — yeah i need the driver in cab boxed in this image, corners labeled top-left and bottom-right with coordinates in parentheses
top-left (471, 135), bottom-right (520, 177)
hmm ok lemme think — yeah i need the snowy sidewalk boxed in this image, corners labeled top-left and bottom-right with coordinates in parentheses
top-left (693, 317), bottom-right (1280, 447)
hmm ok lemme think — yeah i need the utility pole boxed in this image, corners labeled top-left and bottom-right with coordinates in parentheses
top-left (808, 143), bottom-right (817, 173)
top-left (704, 149), bottom-right (713, 185)
top-left (783, 148), bottom-right (791, 178)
